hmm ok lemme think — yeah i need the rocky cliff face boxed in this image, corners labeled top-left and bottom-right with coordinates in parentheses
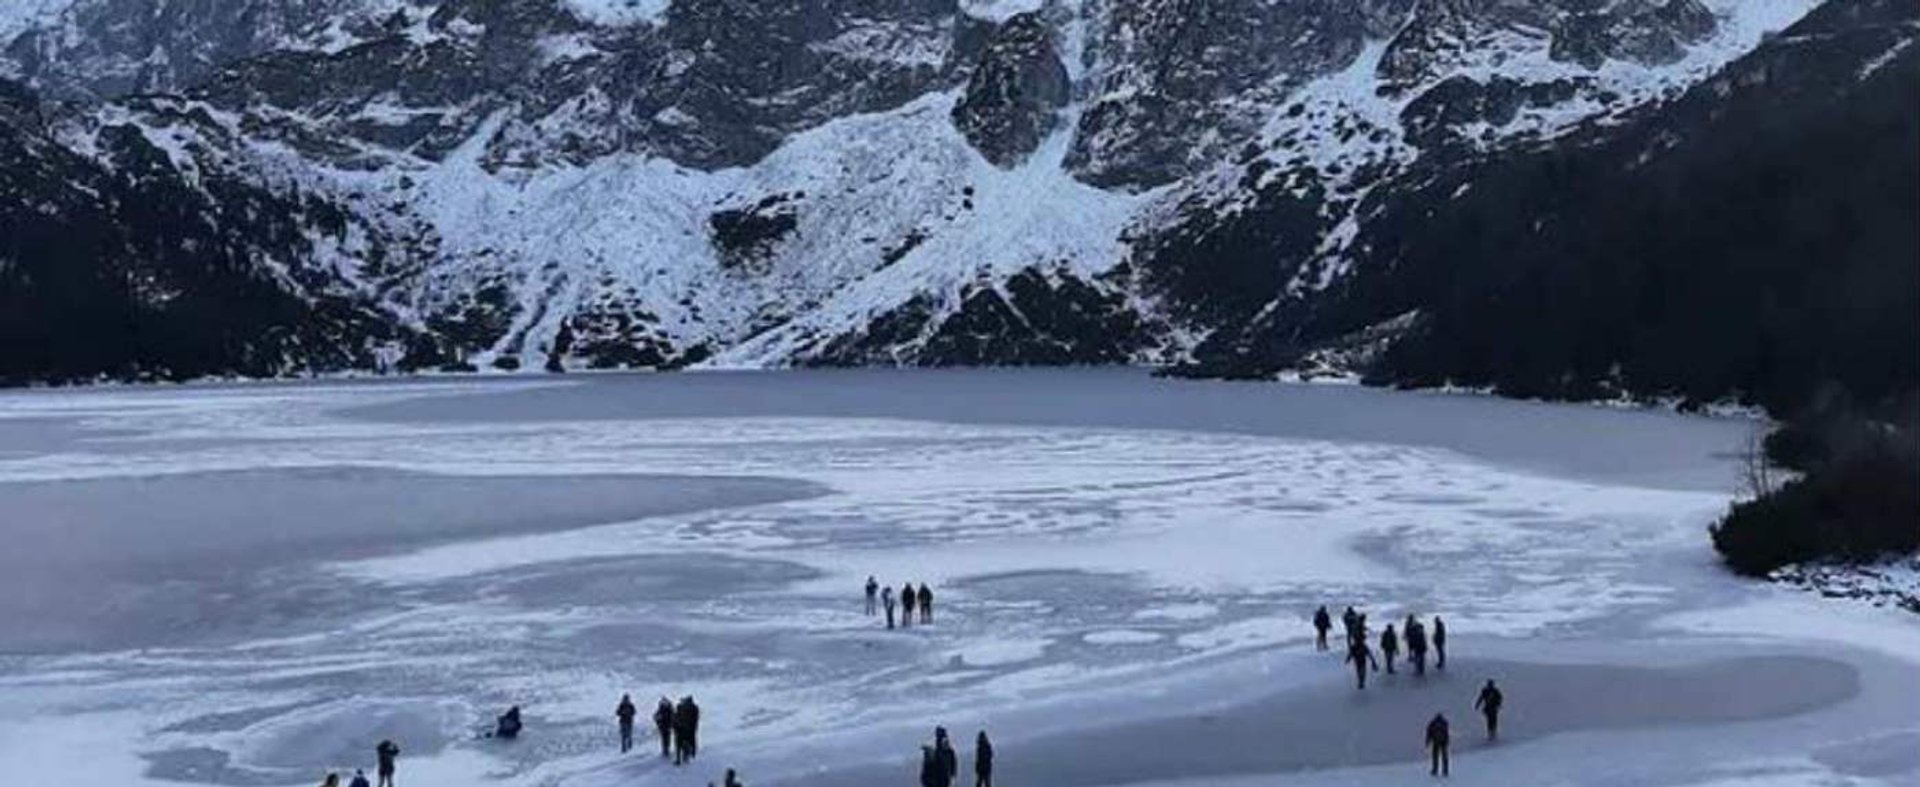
top-left (951, 11), bottom-right (1067, 168)
top-left (0, 79), bottom-right (425, 383)
top-left (1172, 0), bottom-right (1919, 414)
top-left (2, 0), bottom-right (1903, 406)
top-left (3, 0), bottom-right (370, 98)
top-left (1064, 0), bottom-right (1382, 189)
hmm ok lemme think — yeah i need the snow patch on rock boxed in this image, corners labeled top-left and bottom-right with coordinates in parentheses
top-left (558, 0), bottom-right (670, 28)
top-left (961, 0), bottom-right (1046, 24)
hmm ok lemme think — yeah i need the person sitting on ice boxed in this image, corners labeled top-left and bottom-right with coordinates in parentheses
top-left (495, 706), bottom-right (523, 740)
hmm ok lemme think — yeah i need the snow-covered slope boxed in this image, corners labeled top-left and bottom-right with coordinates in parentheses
top-left (0, 0), bottom-right (1881, 382)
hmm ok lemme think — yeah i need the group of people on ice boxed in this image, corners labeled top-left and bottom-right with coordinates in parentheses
top-left (1315, 605), bottom-right (1449, 689)
top-left (867, 575), bottom-right (937, 629)
top-left (315, 739), bottom-right (399, 787)
top-left (1315, 604), bottom-right (1506, 777)
top-left (614, 693), bottom-right (704, 765)
top-left (914, 726), bottom-right (994, 787)
top-left (316, 591), bottom-right (1505, 786)
top-left (317, 689), bottom-right (726, 784)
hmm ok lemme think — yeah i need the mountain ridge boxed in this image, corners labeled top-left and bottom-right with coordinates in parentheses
top-left (2, 0), bottom-right (1910, 414)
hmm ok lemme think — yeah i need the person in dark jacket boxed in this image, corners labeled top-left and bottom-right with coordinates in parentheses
top-left (1344, 639), bottom-right (1380, 689)
top-left (866, 576), bottom-right (879, 616)
top-left (918, 583), bottom-right (934, 623)
top-left (722, 768), bottom-right (744, 787)
top-left (1425, 713), bottom-right (1451, 777)
top-left (1475, 679), bottom-right (1504, 739)
top-left (901, 583), bottom-right (917, 627)
top-left (348, 770), bottom-right (370, 787)
top-left (973, 730), bottom-right (994, 787)
top-left (919, 727), bottom-right (958, 787)
top-left (1313, 606), bottom-right (1332, 650)
top-left (1380, 623), bottom-right (1400, 674)
top-left (674, 696), bottom-right (701, 764)
top-left (616, 694), bottom-right (637, 753)
top-left (1341, 606), bottom-right (1360, 646)
top-left (883, 585), bottom-right (897, 629)
top-left (495, 707), bottom-right (522, 740)
top-left (1433, 616), bottom-right (1448, 670)
top-left (375, 739), bottom-right (400, 787)
top-left (1406, 617), bottom-right (1429, 676)
top-left (654, 697), bottom-right (676, 758)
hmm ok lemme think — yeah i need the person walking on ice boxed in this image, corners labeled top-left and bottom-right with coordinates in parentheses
top-left (653, 697), bottom-right (676, 759)
top-left (902, 583), bottom-right (917, 627)
top-left (1425, 713), bottom-right (1451, 777)
top-left (674, 696), bottom-right (701, 764)
top-left (973, 730), bottom-right (994, 787)
top-left (918, 583), bottom-right (934, 623)
top-left (1380, 623), bottom-right (1400, 674)
top-left (1475, 679), bottom-right (1504, 739)
top-left (883, 585), bottom-right (897, 629)
top-left (1313, 605), bottom-right (1332, 650)
top-left (615, 694), bottom-right (637, 753)
top-left (919, 727), bottom-right (958, 787)
top-left (1434, 616), bottom-right (1448, 670)
top-left (1405, 616), bottom-right (1429, 676)
top-left (866, 576), bottom-right (879, 616)
top-left (1344, 638), bottom-right (1380, 689)
top-left (375, 739), bottom-right (400, 787)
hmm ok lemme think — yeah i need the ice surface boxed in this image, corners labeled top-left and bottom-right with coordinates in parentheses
top-left (782, 645), bottom-right (1872, 786)
top-left (0, 466), bottom-right (820, 652)
top-left (0, 370), bottom-right (1911, 787)
top-left (349, 368), bottom-right (1756, 492)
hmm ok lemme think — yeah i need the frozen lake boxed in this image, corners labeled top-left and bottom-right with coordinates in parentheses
top-left (0, 370), bottom-right (1913, 787)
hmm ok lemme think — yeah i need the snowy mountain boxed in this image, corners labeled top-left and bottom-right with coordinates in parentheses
top-left (1, 0), bottom-right (1911, 397)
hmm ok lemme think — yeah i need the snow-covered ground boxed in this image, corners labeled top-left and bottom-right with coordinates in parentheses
top-left (0, 370), bottom-right (1912, 787)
